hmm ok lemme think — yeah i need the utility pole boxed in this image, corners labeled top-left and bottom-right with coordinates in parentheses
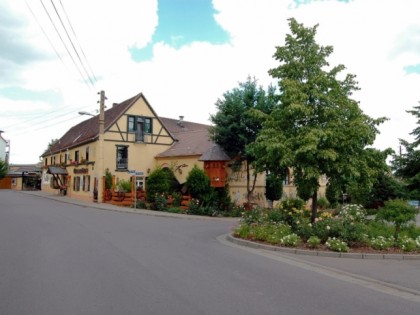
top-left (96, 90), bottom-right (106, 203)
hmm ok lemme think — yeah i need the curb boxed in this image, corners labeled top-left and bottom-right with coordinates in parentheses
top-left (20, 191), bottom-right (240, 223)
top-left (226, 234), bottom-right (420, 261)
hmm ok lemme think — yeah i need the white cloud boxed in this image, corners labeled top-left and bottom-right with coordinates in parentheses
top-left (1, 0), bottom-right (420, 164)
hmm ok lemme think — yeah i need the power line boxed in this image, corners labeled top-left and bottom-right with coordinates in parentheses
top-left (58, 0), bottom-right (98, 83)
top-left (39, 0), bottom-right (93, 90)
top-left (1, 104), bottom-right (93, 131)
top-left (49, 0), bottom-right (96, 87)
top-left (25, 0), bottom-right (65, 66)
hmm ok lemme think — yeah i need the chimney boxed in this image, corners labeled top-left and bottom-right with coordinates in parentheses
top-left (177, 116), bottom-right (184, 127)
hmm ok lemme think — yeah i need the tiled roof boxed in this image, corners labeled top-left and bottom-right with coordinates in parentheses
top-left (199, 144), bottom-right (231, 161)
top-left (157, 117), bottom-right (213, 157)
top-left (43, 93), bottom-right (143, 156)
top-left (159, 117), bottom-right (211, 139)
top-left (156, 128), bottom-right (215, 158)
top-left (41, 93), bottom-right (229, 161)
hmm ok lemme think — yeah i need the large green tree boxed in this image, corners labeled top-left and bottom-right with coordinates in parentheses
top-left (392, 104), bottom-right (420, 199)
top-left (251, 18), bottom-right (387, 222)
top-left (210, 76), bottom-right (276, 203)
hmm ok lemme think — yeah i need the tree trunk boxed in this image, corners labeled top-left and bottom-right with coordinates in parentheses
top-left (246, 161), bottom-right (258, 205)
top-left (311, 190), bottom-right (318, 223)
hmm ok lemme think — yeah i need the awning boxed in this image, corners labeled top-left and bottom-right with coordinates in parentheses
top-left (47, 166), bottom-right (68, 175)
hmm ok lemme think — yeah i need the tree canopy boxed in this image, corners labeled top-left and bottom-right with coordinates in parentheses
top-left (250, 18), bottom-right (387, 221)
top-left (392, 104), bottom-right (420, 199)
top-left (210, 76), bottom-right (276, 203)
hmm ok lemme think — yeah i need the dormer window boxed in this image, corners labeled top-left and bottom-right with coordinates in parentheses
top-left (128, 116), bottom-right (152, 142)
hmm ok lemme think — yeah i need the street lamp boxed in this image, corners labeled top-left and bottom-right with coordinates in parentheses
top-left (78, 111), bottom-right (96, 117)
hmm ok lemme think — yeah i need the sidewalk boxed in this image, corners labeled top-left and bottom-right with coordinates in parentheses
top-left (21, 190), bottom-right (240, 222)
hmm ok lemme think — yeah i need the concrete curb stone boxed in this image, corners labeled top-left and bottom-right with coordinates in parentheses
top-left (226, 234), bottom-right (420, 260)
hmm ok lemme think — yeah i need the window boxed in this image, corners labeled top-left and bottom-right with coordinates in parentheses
top-left (144, 118), bottom-right (152, 133)
top-left (128, 116), bottom-right (135, 132)
top-left (83, 175), bottom-right (90, 191)
top-left (128, 116), bottom-right (152, 142)
top-left (73, 176), bottom-right (80, 191)
top-left (116, 145), bottom-right (128, 170)
top-left (75, 150), bottom-right (79, 163)
top-left (85, 146), bottom-right (90, 161)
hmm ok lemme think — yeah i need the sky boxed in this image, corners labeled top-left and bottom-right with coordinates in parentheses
top-left (0, 0), bottom-right (419, 164)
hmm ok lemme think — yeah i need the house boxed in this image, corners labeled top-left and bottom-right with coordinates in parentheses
top-left (0, 130), bottom-right (9, 163)
top-left (40, 92), bottom-right (268, 206)
top-left (6, 164), bottom-right (42, 191)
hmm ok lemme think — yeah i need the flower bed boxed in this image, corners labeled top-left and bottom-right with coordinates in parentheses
top-left (233, 201), bottom-right (420, 254)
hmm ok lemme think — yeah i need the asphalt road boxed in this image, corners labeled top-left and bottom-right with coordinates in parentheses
top-left (0, 190), bottom-right (419, 315)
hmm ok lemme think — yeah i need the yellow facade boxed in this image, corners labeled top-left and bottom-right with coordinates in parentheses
top-left (40, 93), bottom-right (326, 208)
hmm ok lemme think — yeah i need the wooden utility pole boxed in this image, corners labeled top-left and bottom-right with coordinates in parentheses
top-left (97, 90), bottom-right (106, 203)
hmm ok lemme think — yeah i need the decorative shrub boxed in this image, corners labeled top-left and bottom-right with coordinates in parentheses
top-left (155, 194), bottom-right (168, 211)
top-left (135, 199), bottom-right (147, 209)
top-left (272, 198), bottom-right (308, 229)
top-left (116, 179), bottom-right (131, 192)
top-left (376, 199), bottom-right (417, 240)
top-left (325, 237), bottom-right (349, 252)
top-left (317, 197), bottom-right (330, 210)
top-left (241, 207), bottom-right (266, 225)
top-left (185, 165), bottom-right (211, 199)
top-left (187, 198), bottom-right (201, 215)
top-left (341, 222), bottom-right (368, 245)
top-left (396, 236), bottom-right (417, 252)
top-left (105, 168), bottom-right (113, 189)
top-left (339, 204), bottom-right (367, 223)
top-left (312, 218), bottom-right (344, 242)
top-left (369, 236), bottom-right (394, 250)
top-left (146, 167), bottom-right (172, 203)
top-left (295, 218), bottom-right (313, 241)
top-left (171, 191), bottom-right (181, 207)
top-left (280, 233), bottom-right (301, 247)
top-left (307, 236), bottom-right (321, 249)
top-left (234, 224), bottom-right (251, 239)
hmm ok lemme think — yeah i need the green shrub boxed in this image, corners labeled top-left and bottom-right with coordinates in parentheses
top-left (234, 224), bottom-right (251, 239)
top-left (171, 191), bottom-right (181, 207)
top-left (325, 237), bottom-right (349, 252)
top-left (280, 198), bottom-right (306, 211)
top-left (186, 165), bottom-right (211, 200)
top-left (295, 217), bottom-right (313, 241)
top-left (146, 167), bottom-right (172, 203)
top-left (105, 168), bottom-right (113, 189)
top-left (365, 220), bottom-right (394, 238)
top-left (280, 233), bottom-right (301, 247)
top-left (376, 199), bottom-right (417, 240)
top-left (307, 236), bottom-right (321, 249)
top-left (342, 222), bottom-right (368, 245)
top-left (265, 173), bottom-right (283, 204)
top-left (116, 179), bottom-right (131, 192)
top-left (312, 218), bottom-right (344, 242)
top-left (155, 194), bottom-right (168, 211)
top-left (266, 208), bottom-right (287, 223)
top-left (241, 207), bottom-right (266, 225)
top-left (317, 197), bottom-right (330, 210)
top-left (397, 236), bottom-right (417, 252)
top-left (339, 204), bottom-right (367, 223)
top-left (369, 236), bottom-right (394, 250)
top-left (166, 207), bottom-right (183, 214)
top-left (135, 199), bottom-right (147, 209)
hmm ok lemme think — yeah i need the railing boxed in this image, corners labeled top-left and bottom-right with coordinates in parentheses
top-left (117, 158), bottom-right (128, 170)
